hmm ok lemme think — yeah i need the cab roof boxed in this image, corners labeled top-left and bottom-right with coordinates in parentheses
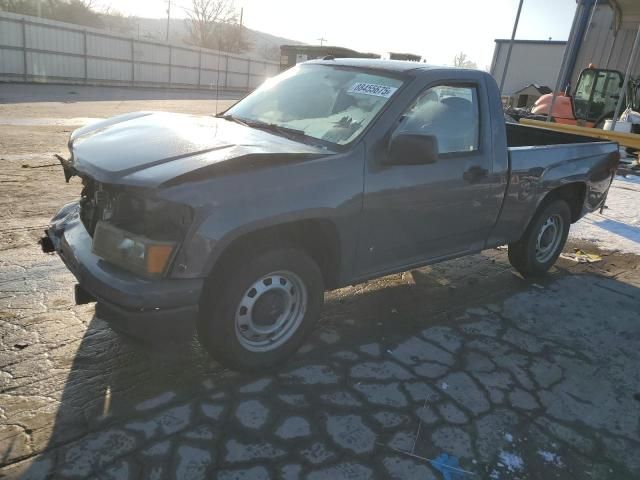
top-left (306, 57), bottom-right (460, 73)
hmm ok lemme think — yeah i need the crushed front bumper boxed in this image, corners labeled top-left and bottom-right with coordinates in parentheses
top-left (42, 202), bottom-right (203, 342)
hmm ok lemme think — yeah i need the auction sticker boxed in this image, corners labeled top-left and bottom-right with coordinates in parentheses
top-left (348, 82), bottom-right (398, 98)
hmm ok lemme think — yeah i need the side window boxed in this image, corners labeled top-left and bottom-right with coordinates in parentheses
top-left (397, 85), bottom-right (480, 154)
top-left (574, 69), bottom-right (596, 119)
top-left (588, 71), bottom-right (622, 121)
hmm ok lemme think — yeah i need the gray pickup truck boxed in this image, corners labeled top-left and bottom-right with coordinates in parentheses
top-left (42, 59), bottom-right (619, 370)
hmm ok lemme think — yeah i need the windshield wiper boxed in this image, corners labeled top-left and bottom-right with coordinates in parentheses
top-left (218, 113), bottom-right (308, 137)
top-left (244, 120), bottom-right (307, 139)
top-left (217, 113), bottom-right (250, 127)
top-left (218, 114), bottom-right (321, 146)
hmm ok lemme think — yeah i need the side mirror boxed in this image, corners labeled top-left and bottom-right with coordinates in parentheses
top-left (386, 133), bottom-right (439, 165)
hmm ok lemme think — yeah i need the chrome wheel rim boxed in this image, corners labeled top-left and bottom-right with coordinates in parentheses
top-left (535, 214), bottom-right (563, 263)
top-left (234, 270), bottom-right (307, 352)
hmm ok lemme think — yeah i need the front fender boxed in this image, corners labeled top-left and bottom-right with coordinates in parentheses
top-left (195, 208), bottom-right (352, 280)
top-left (163, 145), bottom-right (365, 280)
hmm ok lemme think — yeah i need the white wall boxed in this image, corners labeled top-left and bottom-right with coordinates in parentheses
top-left (490, 41), bottom-right (566, 95)
top-left (0, 11), bottom-right (280, 90)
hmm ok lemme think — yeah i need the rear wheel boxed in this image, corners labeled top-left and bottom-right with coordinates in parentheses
top-left (508, 199), bottom-right (571, 277)
top-left (198, 247), bottom-right (324, 371)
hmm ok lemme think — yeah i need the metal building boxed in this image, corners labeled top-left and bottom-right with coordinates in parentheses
top-left (279, 45), bottom-right (378, 71)
top-left (568, 0), bottom-right (640, 88)
top-left (490, 39), bottom-right (567, 101)
top-left (382, 52), bottom-right (423, 62)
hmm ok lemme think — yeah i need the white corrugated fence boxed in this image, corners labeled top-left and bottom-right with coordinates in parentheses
top-left (0, 11), bottom-right (280, 90)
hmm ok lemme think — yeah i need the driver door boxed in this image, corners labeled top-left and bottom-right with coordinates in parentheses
top-left (355, 80), bottom-right (503, 277)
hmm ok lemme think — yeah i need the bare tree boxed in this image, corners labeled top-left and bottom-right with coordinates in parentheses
top-left (259, 43), bottom-right (280, 62)
top-left (101, 8), bottom-right (135, 35)
top-left (186, 0), bottom-right (238, 49)
top-left (453, 51), bottom-right (477, 69)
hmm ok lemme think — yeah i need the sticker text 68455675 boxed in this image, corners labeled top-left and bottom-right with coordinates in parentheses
top-left (348, 82), bottom-right (398, 98)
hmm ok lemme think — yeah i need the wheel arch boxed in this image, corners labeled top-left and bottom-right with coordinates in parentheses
top-left (203, 218), bottom-right (343, 295)
top-left (537, 182), bottom-right (587, 224)
top-left (512, 181), bottom-right (587, 245)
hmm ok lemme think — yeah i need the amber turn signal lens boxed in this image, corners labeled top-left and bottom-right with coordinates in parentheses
top-left (146, 244), bottom-right (174, 275)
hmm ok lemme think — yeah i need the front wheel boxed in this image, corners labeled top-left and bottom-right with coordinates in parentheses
top-left (198, 247), bottom-right (324, 371)
top-left (508, 199), bottom-right (571, 277)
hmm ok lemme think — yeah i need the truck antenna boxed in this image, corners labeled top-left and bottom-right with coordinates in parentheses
top-left (215, 26), bottom-right (222, 115)
top-left (215, 52), bottom-right (220, 115)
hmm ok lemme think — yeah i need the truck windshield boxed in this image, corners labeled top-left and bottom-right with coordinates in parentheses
top-left (225, 64), bottom-right (404, 145)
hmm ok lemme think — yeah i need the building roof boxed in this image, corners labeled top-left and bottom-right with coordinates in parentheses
top-left (306, 58), bottom-right (451, 73)
top-left (388, 52), bottom-right (423, 60)
top-left (513, 84), bottom-right (552, 95)
top-left (494, 39), bottom-right (567, 45)
top-left (611, 0), bottom-right (640, 26)
top-left (280, 45), bottom-right (378, 58)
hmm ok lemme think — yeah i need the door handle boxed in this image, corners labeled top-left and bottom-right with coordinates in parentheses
top-left (463, 166), bottom-right (488, 183)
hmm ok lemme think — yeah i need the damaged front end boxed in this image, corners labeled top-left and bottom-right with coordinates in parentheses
top-left (54, 153), bottom-right (77, 183)
top-left (43, 166), bottom-right (193, 279)
top-left (39, 154), bottom-right (81, 253)
top-left (81, 178), bottom-right (193, 278)
top-left (40, 155), bottom-right (202, 342)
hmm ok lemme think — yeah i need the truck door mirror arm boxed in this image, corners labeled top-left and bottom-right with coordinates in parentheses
top-left (385, 133), bottom-right (439, 165)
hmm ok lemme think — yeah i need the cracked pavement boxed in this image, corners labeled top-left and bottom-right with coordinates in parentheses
top-left (1, 86), bottom-right (640, 479)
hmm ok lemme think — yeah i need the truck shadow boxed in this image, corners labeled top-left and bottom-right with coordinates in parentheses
top-left (13, 318), bottom-right (217, 477)
top-left (15, 252), bottom-right (640, 478)
top-left (590, 218), bottom-right (640, 245)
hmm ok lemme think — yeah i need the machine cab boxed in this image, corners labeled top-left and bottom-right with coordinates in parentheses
top-left (572, 68), bottom-right (625, 125)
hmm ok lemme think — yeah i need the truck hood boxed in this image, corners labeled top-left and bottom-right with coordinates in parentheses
top-left (67, 111), bottom-right (332, 188)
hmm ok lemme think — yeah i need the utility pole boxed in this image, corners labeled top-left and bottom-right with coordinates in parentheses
top-left (166, 0), bottom-right (171, 42)
top-left (238, 6), bottom-right (244, 51)
top-left (318, 37), bottom-right (327, 46)
top-left (499, 0), bottom-right (524, 94)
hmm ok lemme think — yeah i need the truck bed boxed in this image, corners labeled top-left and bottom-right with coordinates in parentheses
top-left (505, 123), bottom-right (618, 183)
top-left (506, 122), bottom-right (604, 148)
top-left (487, 122), bottom-right (620, 249)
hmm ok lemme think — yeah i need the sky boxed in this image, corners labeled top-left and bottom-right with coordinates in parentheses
top-left (102, 0), bottom-right (577, 69)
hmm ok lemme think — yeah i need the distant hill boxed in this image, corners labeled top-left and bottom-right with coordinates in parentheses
top-left (128, 17), bottom-right (304, 61)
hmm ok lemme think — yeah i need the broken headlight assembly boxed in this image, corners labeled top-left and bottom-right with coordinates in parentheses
top-left (92, 221), bottom-right (177, 277)
top-left (89, 188), bottom-right (193, 278)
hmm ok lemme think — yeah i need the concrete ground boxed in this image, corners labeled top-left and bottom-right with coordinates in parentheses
top-left (0, 82), bottom-right (242, 104)
top-left (1, 84), bottom-right (639, 480)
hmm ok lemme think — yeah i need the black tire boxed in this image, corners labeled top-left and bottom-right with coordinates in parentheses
top-left (508, 199), bottom-right (571, 277)
top-left (197, 247), bottom-right (324, 371)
